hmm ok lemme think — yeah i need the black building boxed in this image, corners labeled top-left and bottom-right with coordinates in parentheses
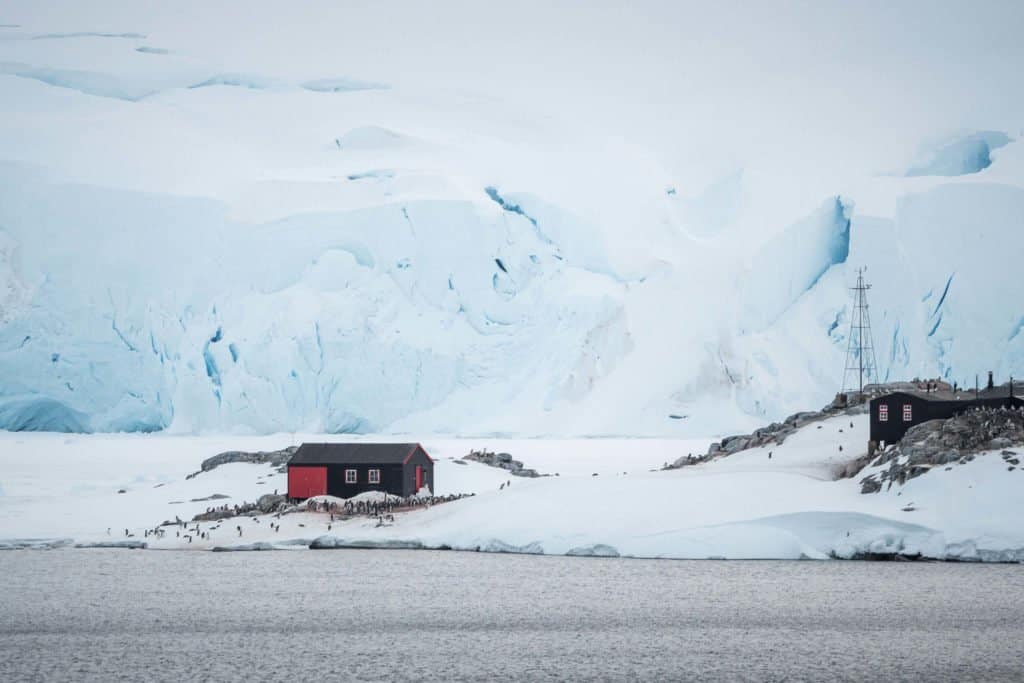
top-left (287, 442), bottom-right (434, 500)
top-left (869, 384), bottom-right (1023, 448)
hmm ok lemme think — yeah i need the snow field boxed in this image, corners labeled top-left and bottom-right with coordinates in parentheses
top-left (2, 416), bottom-right (1022, 560)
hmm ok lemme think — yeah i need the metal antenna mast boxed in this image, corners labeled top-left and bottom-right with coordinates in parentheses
top-left (842, 267), bottom-right (879, 396)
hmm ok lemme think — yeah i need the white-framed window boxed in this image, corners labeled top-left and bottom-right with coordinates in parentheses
top-left (902, 404), bottom-right (913, 422)
top-left (368, 469), bottom-right (381, 484)
top-left (345, 469), bottom-right (357, 484)
top-left (878, 405), bottom-right (889, 422)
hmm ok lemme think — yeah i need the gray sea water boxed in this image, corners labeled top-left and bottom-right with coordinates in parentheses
top-left (1, 549), bottom-right (1023, 682)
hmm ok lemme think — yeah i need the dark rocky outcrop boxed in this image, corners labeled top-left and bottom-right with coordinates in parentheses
top-left (462, 450), bottom-right (542, 477)
top-left (859, 406), bottom-right (1024, 493)
top-left (186, 446), bottom-right (297, 479)
top-left (189, 494), bottom-right (230, 503)
top-left (190, 500), bottom-right (265, 522)
top-left (256, 493), bottom-right (287, 513)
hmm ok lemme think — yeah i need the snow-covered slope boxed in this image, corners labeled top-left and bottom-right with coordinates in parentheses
top-left (3, 417), bottom-right (1021, 560)
top-left (1, 3), bottom-right (1023, 436)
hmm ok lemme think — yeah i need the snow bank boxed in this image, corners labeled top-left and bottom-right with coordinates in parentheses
top-left (2, 418), bottom-right (1021, 561)
top-left (211, 542), bottom-right (276, 552)
top-left (0, 537), bottom-right (73, 550)
top-left (74, 540), bottom-right (147, 549)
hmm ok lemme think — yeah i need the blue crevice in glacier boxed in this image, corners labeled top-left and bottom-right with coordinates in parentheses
top-left (495, 258), bottom-right (508, 273)
top-left (347, 169), bottom-right (395, 181)
top-left (202, 327), bottom-right (223, 399)
top-left (203, 351), bottom-right (220, 386)
top-left (313, 321), bottom-right (325, 375)
top-left (483, 314), bottom-right (513, 328)
top-left (906, 131), bottom-right (1012, 177)
top-left (928, 313), bottom-right (943, 337)
top-left (803, 197), bottom-right (851, 293)
top-left (188, 74), bottom-right (274, 90)
top-left (32, 31), bottom-right (147, 40)
top-left (887, 321), bottom-right (910, 376)
top-left (1009, 317), bottom-right (1024, 342)
top-left (300, 77), bottom-right (388, 93)
top-left (228, 343), bottom-right (239, 362)
top-left (931, 273), bottom-right (954, 317)
top-left (827, 312), bottom-right (841, 338)
top-left (484, 187), bottom-right (538, 227)
top-left (51, 353), bottom-right (59, 363)
top-left (400, 206), bottom-right (416, 240)
top-left (111, 320), bottom-right (138, 352)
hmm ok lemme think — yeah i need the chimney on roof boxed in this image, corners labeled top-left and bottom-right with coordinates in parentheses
top-left (987, 371), bottom-right (994, 390)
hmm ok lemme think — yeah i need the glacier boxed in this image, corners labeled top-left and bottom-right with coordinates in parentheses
top-left (1, 2), bottom-right (1023, 435)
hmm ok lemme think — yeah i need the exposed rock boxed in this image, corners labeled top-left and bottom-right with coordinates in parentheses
top-left (190, 497), bottom-right (274, 522)
top-left (187, 446), bottom-right (298, 479)
top-left (256, 493), bottom-right (287, 513)
top-left (462, 449), bottom-right (544, 477)
top-left (189, 494), bottom-right (230, 503)
top-left (860, 476), bottom-right (882, 494)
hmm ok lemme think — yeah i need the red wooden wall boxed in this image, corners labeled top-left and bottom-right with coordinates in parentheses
top-left (288, 466), bottom-right (327, 499)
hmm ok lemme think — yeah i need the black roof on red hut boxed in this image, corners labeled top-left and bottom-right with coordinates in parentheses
top-left (289, 442), bottom-right (432, 465)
